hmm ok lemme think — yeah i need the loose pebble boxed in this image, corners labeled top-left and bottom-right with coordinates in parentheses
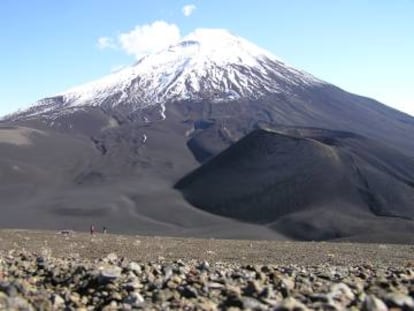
top-left (0, 250), bottom-right (412, 310)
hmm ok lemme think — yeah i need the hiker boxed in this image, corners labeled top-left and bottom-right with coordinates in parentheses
top-left (90, 224), bottom-right (95, 235)
top-left (103, 226), bottom-right (107, 234)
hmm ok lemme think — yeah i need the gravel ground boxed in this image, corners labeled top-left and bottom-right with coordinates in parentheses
top-left (0, 229), bottom-right (413, 310)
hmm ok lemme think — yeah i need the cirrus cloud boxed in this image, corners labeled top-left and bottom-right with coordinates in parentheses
top-left (182, 4), bottom-right (196, 17)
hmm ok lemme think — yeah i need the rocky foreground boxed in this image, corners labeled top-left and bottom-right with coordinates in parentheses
top-left (0, 230), bottom-right (413, 310)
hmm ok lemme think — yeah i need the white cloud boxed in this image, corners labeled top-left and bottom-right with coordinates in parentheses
top-left (97, 37), bottom-right (116, 50)
top-left (182, 4), bottom-right (196, 17)
top-left (118, 21), bottom-right (181, 59)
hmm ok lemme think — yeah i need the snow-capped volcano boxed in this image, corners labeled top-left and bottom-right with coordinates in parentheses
top-left (11, 28), bottom-right (324, 120)
top-left (2, 28), bottom-right (414, 242)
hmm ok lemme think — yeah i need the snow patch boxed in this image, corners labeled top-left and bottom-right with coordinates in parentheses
top-left (185, 127), bottom-right (195, 137)
top-left (160, 103), bottom-right (166, 120)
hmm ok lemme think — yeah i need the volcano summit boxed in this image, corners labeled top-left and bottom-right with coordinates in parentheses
top-left (1, 29), bottom-right (414, 242)
top-left (11, 29), bottom-right (323, 120)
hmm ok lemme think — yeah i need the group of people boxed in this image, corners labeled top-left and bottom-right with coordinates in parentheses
top-left (90, 224), bottom-right (107, 235)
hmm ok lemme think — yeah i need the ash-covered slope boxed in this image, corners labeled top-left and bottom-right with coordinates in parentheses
top-left (176, 128), bottom-right (414, 241)
top-left (1, 28), bottom-right (414, 241)
top-left (0, 122), bottom-right (282, 239)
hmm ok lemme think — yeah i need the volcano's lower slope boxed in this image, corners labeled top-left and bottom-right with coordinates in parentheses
top-left (0, 114), bottom-right (283, 240)
top-left (2, 88), bottom-right (414, 242)
top-left (1, 103), bottom-right (414, 242)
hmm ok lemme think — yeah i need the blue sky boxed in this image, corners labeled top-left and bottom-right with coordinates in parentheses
top-left (0, 0), bottom-right (413, 116)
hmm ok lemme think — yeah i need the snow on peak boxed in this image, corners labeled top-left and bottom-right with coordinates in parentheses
top-left (180, 28), bottom-right (268, 55)
top-left (14, 28), bottom-right (325, 119)
top-left (167, 28), bottom-right (277, 67)
top-left (184, 28), bottom-right (236, 42)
